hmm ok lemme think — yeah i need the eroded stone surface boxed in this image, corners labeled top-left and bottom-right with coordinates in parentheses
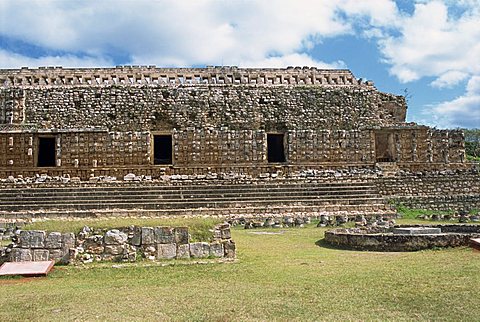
top-left (393, 227), bottom-right (442, 235)
top-left (189, 242), bottom-right (210, 258)
top-left (141, 227), bottom-right (155, 245)
top-left (209, 242), bottom-right (224, 258)
top-left (156, 243), bottom-right (176, 259)
top-left (10, 248), bottom-right (32, 262)
top-left (45, 232), bottom-right (62, 249)
top-left (104, 230), bottom-right (128, 245)
top-left (176, 244), bottom-right (190, 259)
top-left (154, 227), bottom-right (174, 244)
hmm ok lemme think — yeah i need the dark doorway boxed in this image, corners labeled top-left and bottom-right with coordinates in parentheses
top-left (267, 133), bottom-right (286, 163)
top-left (375, 131), bottom-right (396, 162)
top-left (154, 135), bottom-right (172, 165)
top-left (37, 137), bottom-right (56, 167)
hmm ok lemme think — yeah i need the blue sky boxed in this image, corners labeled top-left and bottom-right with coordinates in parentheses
top-left (0, 0), bottom-right (479, 128)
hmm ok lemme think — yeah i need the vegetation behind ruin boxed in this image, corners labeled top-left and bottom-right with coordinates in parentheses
top-left (463, 128), bottom-right (480, 161)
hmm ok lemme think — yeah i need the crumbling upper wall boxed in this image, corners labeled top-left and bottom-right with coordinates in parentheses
top-left (0, 66), bottom-right (407, 131)
top-left (0, 66), bottom-right (367, 87)
top-left (0, 84), bottom-right (406, 131)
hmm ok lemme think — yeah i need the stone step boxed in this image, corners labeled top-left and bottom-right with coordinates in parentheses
top-left (0, 179), bottom-right (392, 219)
top-left (0, 203), bottom-right (395, 220)
top-left (0, 189), bottom-right (378, 200)
top-left (0, 182), bottom-right (376, 194)
top-left (0, 189), bottom-right (379, 202)
top-left (0, 195), bottom-right (386, 211)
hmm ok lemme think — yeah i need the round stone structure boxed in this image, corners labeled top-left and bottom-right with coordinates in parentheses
top-left (324, 224), bottom-right (480, 251)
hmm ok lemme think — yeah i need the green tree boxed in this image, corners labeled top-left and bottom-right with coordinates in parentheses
top-left (463, 128), bottom-right (480, 160)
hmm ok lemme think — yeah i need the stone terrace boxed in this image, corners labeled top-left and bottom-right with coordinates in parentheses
top-left (0, 177), bottom-right (394, 220)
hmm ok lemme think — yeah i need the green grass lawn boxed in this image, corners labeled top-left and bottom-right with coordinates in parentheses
top-left (1, 220), bottom-right (480, 321)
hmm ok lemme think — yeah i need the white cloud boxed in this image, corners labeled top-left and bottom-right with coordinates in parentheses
top-left (338, 0), bottom-right (401, 28)
top-left (378, 1), bottom-right (480, 84)
top-left (431, 70), bottom-right (468, 88)
top-left (0, 0), bottom-right (354, 69)
top-left (366, 1), bottom-right (480, 128)
top-left (430, 76), bottom-right (480, 128)
top-left (236, 53), bottom-right (346, 69)
top-left (0, 50), bottom-right (112, 69)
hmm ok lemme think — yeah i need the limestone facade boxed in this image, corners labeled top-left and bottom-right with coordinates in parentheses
top-left (0, 66), bottom-right (466, 179)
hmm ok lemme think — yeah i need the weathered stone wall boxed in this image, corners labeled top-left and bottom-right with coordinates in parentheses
top-left (0, 129), bottom-right (374, 170)
top-left (8, 230), bottom-right (75, 263)
top-left (0, 66), bottom-right (468, 178)
top-left (3, 224), bottom-right (235, 264)
top-left (0, 128), bottom-right (466, 175)
top-left (377, 172), bottom-right (480, 211)
top-left (1, 85), bottom-right (405, 131)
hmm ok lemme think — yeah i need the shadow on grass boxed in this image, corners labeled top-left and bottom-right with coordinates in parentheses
top-left (315, 238), bottom-right (359, 251)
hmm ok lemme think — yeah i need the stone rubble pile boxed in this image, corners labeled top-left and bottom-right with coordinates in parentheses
top-left (0, 222), bottom-right (24, 241)
top-left (316, 214), bottom-right (396, 228)
top-left (0, 168), bottom-right (382, 185)
top-left (416, 210), bottom-right (480, 223)
top-left (234, 216), bottom-right (312, 229)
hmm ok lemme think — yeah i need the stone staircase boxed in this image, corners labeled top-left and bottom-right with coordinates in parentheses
top-left (0, 180), bottom-right (394, 220)
top-left (376, 162), bottom-right (400, 177)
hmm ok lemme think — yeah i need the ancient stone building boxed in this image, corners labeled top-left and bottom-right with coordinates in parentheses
top-left (0, 65), bottom-right (467, 179)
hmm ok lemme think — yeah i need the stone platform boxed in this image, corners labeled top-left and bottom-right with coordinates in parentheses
top-left (392, 227), bottom-right (442, 235)
top-left (324, 224), bottom-right (480, 252)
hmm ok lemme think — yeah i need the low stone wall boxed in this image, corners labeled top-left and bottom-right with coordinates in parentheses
top-left (394, 195), bottom-right (480, 212)
top-left (1, 224), bottom-right (235, 265)
top-left (324, 225), bottom-right (480, 252)
top-left (377, 171), bottom-right (480, 211)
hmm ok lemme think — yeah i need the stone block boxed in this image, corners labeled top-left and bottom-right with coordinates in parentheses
top-left (62, 233), bottom-right (76, 248)
top-left (130, 226), bottom-right (142, 246)
top-left (49, 249), bottom-right (69, 264)
top-left (9, 248), bottom-right (32, 262)
top-left (154, 227), bottom-right (174, 244)
top-left (104, 229), bottom-right (128, 245)
top-left (176, 244), bottom-right (190, 259)
top-left (174, 227), bottom-right (189, 244)
top-left (213, 230), bottom-right (222, 240)
top-left (393, 227), bottom-right (442, 235)
top-left (156, 243), bottom-right (177, 259)
top-left (223, 240), bottom-right (236, 258)
top-left (33, 249), bottom-right (50, 261)
top-left (104, 244), bottom-right (125, 255)
top-left (141, 227), bottom-right (155, 245)
top-left (215, 223), bottom-right (231, 239)
top-left (45, 232), bottom-right (63, 249)
top-left (220, 228), bottom-right (231, 240)
top-left (209, 242), bottom-right (224, 258)
top-left (189, 242), bottom-right (210, 258)
top-left (18, 230), bottom-right (45, 248)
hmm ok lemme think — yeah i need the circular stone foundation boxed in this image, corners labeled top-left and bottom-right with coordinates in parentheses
top-left (324, 224), bottom-right (480, 251)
